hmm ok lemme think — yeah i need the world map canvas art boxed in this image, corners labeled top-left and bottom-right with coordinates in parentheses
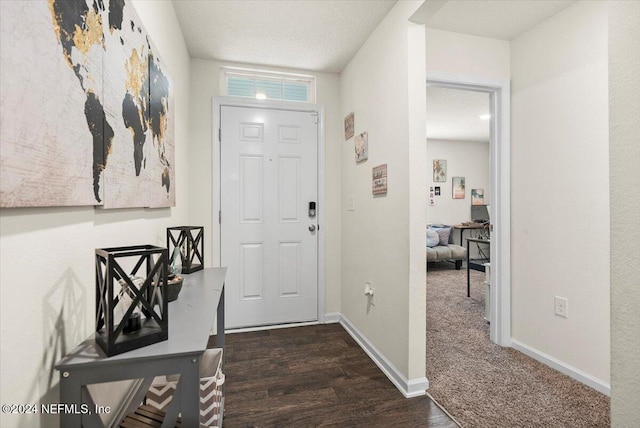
top-left (0, 0), bottom-right (175, 208)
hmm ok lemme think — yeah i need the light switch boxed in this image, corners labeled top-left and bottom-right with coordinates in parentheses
top-left (347, 196), bottom-right (355, 211)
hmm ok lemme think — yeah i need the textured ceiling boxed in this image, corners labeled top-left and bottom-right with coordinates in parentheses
top-left (173, 0), bottom-right (575, 142)
top-left (172, 0), bottom-right (397, 73)
top-left (417, 0), bottom-right (575, 40)
top-left (426, 86), bottom-right (490, 143)
top-left (419, 1), bottom-right (576, 144)
top-left (173, 1), bottom-right (576, 73)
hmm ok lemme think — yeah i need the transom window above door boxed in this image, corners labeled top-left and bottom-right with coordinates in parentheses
top-left (222, 66), bottom-right (316, 103)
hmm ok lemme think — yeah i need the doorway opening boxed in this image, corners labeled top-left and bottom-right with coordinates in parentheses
top-left (426, 73), bottom-right (511, 346)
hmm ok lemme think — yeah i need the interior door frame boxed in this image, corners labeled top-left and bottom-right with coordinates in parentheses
top-left (426, 72), bottom-right (511, 346)
top-left (212, 96), bottom-right (327, 326)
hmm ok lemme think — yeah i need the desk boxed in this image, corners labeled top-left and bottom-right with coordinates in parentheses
top-left (453, 223), bottom-right (485, 245)
top-left (55, 267), bottom-right (226, 428)
top-left (466, 238), bottom-right (489, 297)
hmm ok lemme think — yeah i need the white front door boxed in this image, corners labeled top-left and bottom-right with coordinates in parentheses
top-left (220, 105), bottom-right (319, 329)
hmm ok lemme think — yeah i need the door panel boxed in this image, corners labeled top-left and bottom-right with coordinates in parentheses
top-left (279, 241), bottom-right (301, 297)
top-left (279, 156), bottom-right (301, 222)
top-left (278, 125), bottom-right (301, 143)
top-left (240, 243), bottom-right (263, 300)
top-left (239, 156), bottom-right (263, 222)
top-left (240, 122), bottom-right (264, 142)
top-left (221, 106), bottom-right (318, 329)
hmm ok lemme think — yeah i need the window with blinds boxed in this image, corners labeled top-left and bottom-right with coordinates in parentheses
top-left (223, 67), bottom-right (315, 103)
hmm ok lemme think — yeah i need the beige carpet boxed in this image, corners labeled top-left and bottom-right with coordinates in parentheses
top-left (425, 263), bottom-right (610, 427)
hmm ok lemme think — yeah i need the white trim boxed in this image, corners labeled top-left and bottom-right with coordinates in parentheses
top-left (220, 65), bottom-right (316, 82)
top-left (317, 106), bottom-right (326, 324)
top-left (212, 96), bottom-right (326, 327)
top-left (323, 312), bottom-right (341, 324)
top-left (340, 315), bottom-right (429, 398)
top-left (226, 321), bottom-right (320, 334)
top-left (511, 339), bottom-right (611, 396)
top-left (426, 71), bottom-right (512, 347)
top-left (213, 96), bottom-right (323, 114)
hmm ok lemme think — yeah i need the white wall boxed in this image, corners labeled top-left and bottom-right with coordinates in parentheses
top-left (424, 2), bottom-right (612, 392)
top-left (609, 0), bottom-right (640, 424)
top-left (511, 1), bottom-right (610, 387)
top-left (0, 2), bottom-right (190, 427)
top-left (188, 59), bottom-right (343, 315)
top-left (426, 139), bottom-right (490, 232)
top-left (423, 29), bottom-right (509, 303)
top-left (425, 28), bottom-right (510, 81)
top-left (339, 0), bottom-right (427, 388)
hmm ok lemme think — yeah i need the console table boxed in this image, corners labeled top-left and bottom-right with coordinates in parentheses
top-left (466, 238), bottom-right (489, 297)
top-left (55, 267), bottom-right (226, 428)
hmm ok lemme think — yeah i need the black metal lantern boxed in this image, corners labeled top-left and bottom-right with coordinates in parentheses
top-left (167, 226), bottom-right (204, 274)
top-left (95, 245), bottom-right (169, 357)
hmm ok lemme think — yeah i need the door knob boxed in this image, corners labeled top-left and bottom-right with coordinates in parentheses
top-left (309, 224), bottom-right (316, 232)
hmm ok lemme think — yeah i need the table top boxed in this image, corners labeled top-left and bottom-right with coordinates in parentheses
top-left (56, 267), bottom-right (226, 370)
top-left (454, 223), bottom-right (486, 229)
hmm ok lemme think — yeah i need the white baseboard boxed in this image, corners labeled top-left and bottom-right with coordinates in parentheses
top-left (323, 312), bottom-right (341, 323)
top-left (511, 339), bottom-right (611, 396)
top-left (339, 315), bottom-right (428, 398)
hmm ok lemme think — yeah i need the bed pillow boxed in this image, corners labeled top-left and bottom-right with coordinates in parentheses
top-left (427, 229), bottom-right (440, 247)
top-left (429, 226), bottom-right (451, 246)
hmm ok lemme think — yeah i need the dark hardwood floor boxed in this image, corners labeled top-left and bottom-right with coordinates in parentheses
top-left (209, 323), bottom-right (458, 427)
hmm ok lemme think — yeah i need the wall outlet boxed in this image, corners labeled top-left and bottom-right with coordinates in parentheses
top-left (554, 296), bottom-right (568, 318)
top-left (364, 282), bottom-right (374, 297)
top-left (364, 282), bottom-right (374, 306)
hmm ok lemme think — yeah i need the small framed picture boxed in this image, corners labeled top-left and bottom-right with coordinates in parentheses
top-left (433, 159), bottom-right (447, 182)
top-left (452, 176), bottom-right (465, 199)
top-left (355, 131), bottom-right (368, 163)
top-left (471, 189), bottom-right (484, 205)
top-left (372, 164), bottom-right (387, 195)
top-left (344, 112), bottom-right (354, 140)
top-left (434, 186), bottom-right (441, 196)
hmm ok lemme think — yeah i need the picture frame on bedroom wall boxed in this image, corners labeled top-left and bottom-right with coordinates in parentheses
top-left (354, 131), bottom-right (368, 163)
top-left (471, 188), bottom-right (484, 205)
top-left (452, 176), bottom-right (465, 199)
top-left (372, 164), bottom-right (387, 195)
top-left (344, 112), bottom-right (354, 140)
top-left (433, 159), bottom-right (447, 182)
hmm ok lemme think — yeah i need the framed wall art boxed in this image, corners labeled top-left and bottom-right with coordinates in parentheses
top-left (0, 0), bottom-right (175, 208)
top-left (355, 131), bottom-right (368, 163)
top-left (344, 112), bottom-right (354, 140)
top-left (433, 159), bottom-right (447, 182)
top-left (452, 176), bottom-right (465, 199)
top-left (372, 164), bottom-right (387, 195)
top-left (471, 189), bottom-right (484, 205)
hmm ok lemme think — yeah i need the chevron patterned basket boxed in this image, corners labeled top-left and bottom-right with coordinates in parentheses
top-left (146, 349), bottom-right (224, 427)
